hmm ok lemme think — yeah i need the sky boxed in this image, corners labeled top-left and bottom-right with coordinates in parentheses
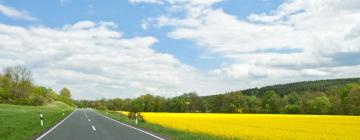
top-left (0, 0), bottom-right (360, 99)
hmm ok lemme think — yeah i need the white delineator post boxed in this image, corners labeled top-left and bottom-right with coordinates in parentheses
top-left (40, 113), bottom-right (44, 126)
top-left (62, 109), bottom-right (65, 116)
top-left (135, 112), bottom-right (138, 125)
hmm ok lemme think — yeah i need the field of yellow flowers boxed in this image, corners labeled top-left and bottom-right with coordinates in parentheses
top-left (120, 112), bottom-right (360, 140)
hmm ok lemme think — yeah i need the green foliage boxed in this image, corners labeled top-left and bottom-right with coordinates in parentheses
top-left (58, 87), bottom-right (73, 106)
top-left (283, 104), bottom-right (301, 114)
top-left (77, 78), bottom-right (360, 116)
top-left (347, 85), bottom-right (360, 115)
top-left (242, 78), bottom-right (360, 96)
top-left (60, 88), bottom-right (71, 98)
top-left (0, 66), bottom-right (73, 106)
top-left (307, 96), bottom-right (331, 114)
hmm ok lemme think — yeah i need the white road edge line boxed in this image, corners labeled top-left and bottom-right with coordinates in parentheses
top-left (94, 111), bottom-right (166, 140)
top-left (35, 110), bottom-right (76, 140)
top-left (92, 125), bottom-right (96, 131)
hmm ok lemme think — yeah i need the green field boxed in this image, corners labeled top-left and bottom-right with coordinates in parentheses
top-left (0, 101), bottom-right (73, 140)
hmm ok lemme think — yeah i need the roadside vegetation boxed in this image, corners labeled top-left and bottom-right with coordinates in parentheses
top-left (0, 65), bottom-right (74, 140)
top-left (77, 78), bottom-right (360, 115)
top-left (0, 65), bottom-right (73, 106)
top-left (0, 101), bottom-right (73, 140)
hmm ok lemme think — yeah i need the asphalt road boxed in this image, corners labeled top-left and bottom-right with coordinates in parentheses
top-left (36, 109), bottom-right (164, 140)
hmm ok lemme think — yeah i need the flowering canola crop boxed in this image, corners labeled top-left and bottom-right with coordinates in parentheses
top-left (128, 112), bottom-right (360, 140)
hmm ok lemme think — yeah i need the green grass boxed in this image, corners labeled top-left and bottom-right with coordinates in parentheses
top-left (0, 101), bottom-right (73, 140)
top-left (97, 110), bottom-right (234, 140)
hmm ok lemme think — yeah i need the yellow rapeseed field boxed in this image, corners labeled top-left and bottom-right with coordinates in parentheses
top-left (120, 112), bottom-right (360, 140)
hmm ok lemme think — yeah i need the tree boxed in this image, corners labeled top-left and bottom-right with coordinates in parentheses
top-left (199, 99), bottom-right (210, 113)
top-left (308, 96), bottom-right (331, 114)
top-left (0, 74), bottom-right (11, 102)
top-left (348, 85), bottom-right (360, 115)
top-left (185, 92), bottom-right (201, 112)
top-left (137, 94), bottom-right (154, 112)
top-left (269, 93), bottom-right (282, 113)
top-left (70, 78), bottom-right (360, 115)
top-left (328, 93), bottom-right (343, 115)
top-left (283, 105), bottom-right (301, 114)
top-left (262, 90), bottom-right (275, 108)
top-left (340, 84), bottom-right (353, 114)
top-left (60, 88), bottom-right (71, 99)
top-left (30, 86), bottom-right (52, 105)
top-left (262, 90), bottom-right (281, 113)
top-left (4, 65), bottom-right (33, 99)
top-left (59, 87), bottom-right (72, 106)
top-left (287, 92), bottom-right (300, 105)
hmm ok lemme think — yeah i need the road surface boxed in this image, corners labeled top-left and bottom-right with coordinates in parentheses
top-left (36, 109), bottom-right (165, 140)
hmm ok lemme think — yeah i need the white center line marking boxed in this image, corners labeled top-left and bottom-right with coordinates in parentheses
top-left (85, 115), bottom-right (88, 118)
top-left (88, 119), bottom-right (91, 122)
top-left (92, 125), bottom-right (96, 131)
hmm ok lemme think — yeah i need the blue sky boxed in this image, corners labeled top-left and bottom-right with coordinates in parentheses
top-left (0, 0), bottom-right (359, 99)
top-left (0, 0), bottom-right (284, 72)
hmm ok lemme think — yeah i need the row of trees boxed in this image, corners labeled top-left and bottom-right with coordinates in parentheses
top-left (0, 65), bottom-right (73, 106)
top-left (75, 79), bottom-right (360, 115)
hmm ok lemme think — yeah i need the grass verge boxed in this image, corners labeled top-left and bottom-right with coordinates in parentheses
top-left (0, 101), bottom-right (73, 140)
top-left (97, 110), bottom-right (234, 140)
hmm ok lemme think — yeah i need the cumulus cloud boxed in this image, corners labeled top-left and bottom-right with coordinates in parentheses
top-left (0, 21), bottom-right (234, 99)
top-left (0, 4), bottom-right (36, 21)
top-left (133, 0), bottom-right (360, 85)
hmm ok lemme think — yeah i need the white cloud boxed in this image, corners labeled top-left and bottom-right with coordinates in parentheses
top-left (0, 21), bottom-right (234, 99)
top-left (130, 0), bottom-right (222, 5)
top-left (129, 0), bottom-right (164, 4)
top-left (0, 4), bottom-right (36, 21)
top-left (59, 0), bottom-right (71, 6)
top-left (133, 0), bottom-right (360, 86)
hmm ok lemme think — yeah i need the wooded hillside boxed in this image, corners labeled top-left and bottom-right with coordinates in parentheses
top-left (75, 78), bottom-right (360, 115)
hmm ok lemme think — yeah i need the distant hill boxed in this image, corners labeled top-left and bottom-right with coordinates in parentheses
top-left (230, 78), bottom-right (360, 97)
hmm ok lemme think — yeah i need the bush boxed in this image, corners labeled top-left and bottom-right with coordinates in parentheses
top-left (128, 112), bottom-right (144, 122)
top-left (283, 105), bottom-right (301, 114)
top-left (30, 96), bottom-right (47, 106)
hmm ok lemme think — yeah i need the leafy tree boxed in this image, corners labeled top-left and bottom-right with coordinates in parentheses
top-left (262, 90), bottom-right (281, 113)
top-left (287, 92), bottom-right (300, 105)
top-left (308, 96), bottom-right (331, 114)
top-left (328, 93), bottom-right (343, 115)
top-left (73, 78), bottom-right (360, 116)
top-left (348, 85), bottom-right (360, 115)
top-left (283, 105), bottom-right (301, 114)
top-left (60, 88), bottom-right (71, 99)
top-left (59, 87), bottom-right (72, 106)
top-left (4, 65), bottom-right (33, 100)
top-left (262, 90), bottom-right (275, 108)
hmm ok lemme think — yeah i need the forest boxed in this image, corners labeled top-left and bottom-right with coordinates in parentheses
top-left (0, 65), bottom-right (73, 106)
top-left (1, 65), bottom-right (359, 115)
top-left (75, 78), bottom-right (360, 115)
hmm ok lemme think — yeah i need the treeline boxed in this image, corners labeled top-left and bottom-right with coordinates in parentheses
top-left (75, 78), bottom-right (360, 115)
top-left (242, 78), bottom-right (360, 96)
top-left (0, 65), bottom-right (73, 106)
